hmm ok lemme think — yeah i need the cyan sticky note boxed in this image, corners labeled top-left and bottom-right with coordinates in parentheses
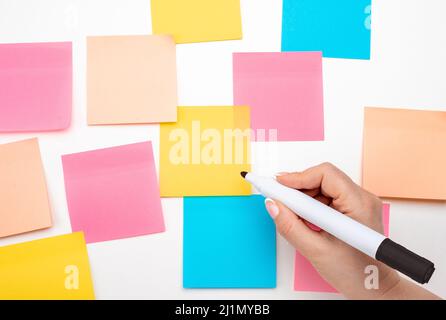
top-left (282, 0), bottom-right (372, 59)
top-left (183, 195), bottom-right (276, 288)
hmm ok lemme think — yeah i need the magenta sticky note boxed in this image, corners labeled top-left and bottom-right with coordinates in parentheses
top-left (294, 204), bottom-right (390, 293)
top-left (62, 142), bottom-right (165, 244)
top-left (0, 42), bottom-right (72, 132)
top-left (233, 52), bottom-right (324, 141)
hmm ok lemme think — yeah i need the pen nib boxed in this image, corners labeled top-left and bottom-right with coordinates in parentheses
top-left (240, 171), bottom-right (248, 178)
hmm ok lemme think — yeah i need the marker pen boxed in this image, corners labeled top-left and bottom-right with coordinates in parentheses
top-left (241, 172), bottom-right (435, 284)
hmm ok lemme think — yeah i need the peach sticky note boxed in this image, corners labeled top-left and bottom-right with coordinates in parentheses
top-left (0, 42), bottom-right (72, 132)
top-left (0, 232), bottom-right (95, 300)
top-left (0, 138), bottom-right (52, 238)
top-left (151, 0), bottom-right (242, 44)
top-left (87, 35), bottom-right (177, 125)
top-left (160, 106), bottom-right (251, 197)
top-left (294, 204), bottom-right (390, 293)
top-left (233, 52), bottom-right (324, 141)
top-left (363, 107), bottom-right (446, 200)
top-left (62, 142), bottom-right (165, 244)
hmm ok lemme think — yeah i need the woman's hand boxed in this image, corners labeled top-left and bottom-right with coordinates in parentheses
top-left (265, 162), bottom-right (440, 300)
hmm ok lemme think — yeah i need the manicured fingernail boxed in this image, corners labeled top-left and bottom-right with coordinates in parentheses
top-left (304, 220), bottom-right (322, 232)
top-left (274, 172), bottom-right (288, 179)
top-left (265, 198), bottom-right (279, 219)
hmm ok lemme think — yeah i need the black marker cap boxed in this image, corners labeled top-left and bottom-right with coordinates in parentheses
top-left (375, 238), bottom-right (435, 284)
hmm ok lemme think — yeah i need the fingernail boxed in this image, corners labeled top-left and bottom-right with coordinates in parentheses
top-left (265, 198), bottom-right (279, 219)
top-left (304, 220), bottom-right (322, 232)
top-left (274, 172), bottom-right (288, 179)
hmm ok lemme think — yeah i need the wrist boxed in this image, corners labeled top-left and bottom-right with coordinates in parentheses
top-left (343, 265), bottom-right (400, 300)
top-left (377, 271), bottom-right (402, 300)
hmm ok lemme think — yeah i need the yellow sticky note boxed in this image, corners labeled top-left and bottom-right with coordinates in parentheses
top-left (151, 0), bottom-right (243, 44)
top-left (0, 232), bottom-right (95, 300)
top-left (87, 35), bottom-right (177, 125)
top-left (362, 107), bottom-right (446, 200)
top-left (160, 106), bottom-right (251, 196)
top-left (0, 138), bottom-right (52, 238)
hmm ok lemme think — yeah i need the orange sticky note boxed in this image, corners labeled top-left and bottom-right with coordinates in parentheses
top-left (0, 138), bottom-right (52, 238)
top-left (363, 107), bottom-right (446, 200)
top-left (87, 35), bottom-right (177, 125)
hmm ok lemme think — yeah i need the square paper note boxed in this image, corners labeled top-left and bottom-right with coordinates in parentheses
top-left (87, 35), bottom-right (177, 125)
top-left (0, 232), bottom-right (95, 299)
top-left (233, 52), bottom-right (324, 141)
top-left (363, 107), bottom-right (446, 200)
top-left (151, 0), bottom-right (242, 43)
top-left (0, 138), bottom-right (52, 238)
top-left (160, 106), bottom-right (251, 197)
top-left (62, 142), bottom-right (165, 244)
top-left (294, 203), bottom-right (390, 293)
top-left (183, 195), bottom-right (276, 288)
top-left (282, 0), bottom-right (371, 59)
top-left (0, 42), bottom-right (72, 132)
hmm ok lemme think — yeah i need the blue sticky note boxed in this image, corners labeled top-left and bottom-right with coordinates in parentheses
top-left (183, 195), bottom-right (276, 288)
top-left (282, 0), bottom-right (372, 59)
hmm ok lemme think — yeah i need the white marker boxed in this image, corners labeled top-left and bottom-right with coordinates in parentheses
top-left (241, 172), bottom-right (435, 284)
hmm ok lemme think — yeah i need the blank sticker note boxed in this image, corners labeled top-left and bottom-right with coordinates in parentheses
top-left (151, 0), bottom-right (242, 44)
top-left (282, 0), bottom-right (371, 59)
top-left (160, 106), bottom-right (251, 197)
top-left (183, 195), bottom-right (276, 288)
top-left (0, 232), bottom-right (95, 300)
top-left (233, 52), bottom-right (324, 141)
top-left (62, 142), bottom-right (165, 244)
top-left (0, 42), bottom-right (72, 132)
top-left (87, 35), bottom-right (177, 125)
top-left (0, 138), bottom-right (52, 238)
top-left (363, 107), bottom-right (446, 200)
top-left (294, 204), bottom-right (390, 293)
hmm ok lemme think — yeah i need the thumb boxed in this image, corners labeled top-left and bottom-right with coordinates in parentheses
top-left (264, 198), bottom-right (325, 255)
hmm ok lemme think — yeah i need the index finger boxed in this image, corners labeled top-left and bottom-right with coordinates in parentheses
top-left (276, 162), bottom-right (356, 200)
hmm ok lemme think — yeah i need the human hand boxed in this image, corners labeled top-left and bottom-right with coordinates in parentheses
top-left (265, 162), bottom-right (439, 299)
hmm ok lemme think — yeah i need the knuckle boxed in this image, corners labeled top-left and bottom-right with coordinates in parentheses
top-left (277, 218), bottom-right (296, 239)
top-left (320, 162), bottom-right (335, 171)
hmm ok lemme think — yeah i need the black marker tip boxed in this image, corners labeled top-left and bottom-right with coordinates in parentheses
top-left (240, 171), bottom-right (248, 178)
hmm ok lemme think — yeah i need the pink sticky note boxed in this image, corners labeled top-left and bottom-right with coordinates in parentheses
top-left (294, 204), bottom-right (390, 293)
top-left (62, 142), bottom-right (165, 244)
top-left (233, 52), bottom-right (324, 141)
top-left (382, 203), bottom-right (390, 237)
top-left (0, 42), bottom-right (72, 132)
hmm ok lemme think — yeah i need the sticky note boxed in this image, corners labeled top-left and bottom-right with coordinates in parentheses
top-left (0, 139), bottom-right (52, 238)
top-left (294, 204), bottom-right (390, 293)
top-left (282, 0), bottom-right (371, 59)
top-left (0, 42), bottom-right (72, 132)
top-left (183, 195), bottom-right (276, 288)
top-left (62, 141), bottom-right (165, 244)
top-left (0, 232), bottom-right (94, 299)
top-left (233, 52), bottom-right (324, 141)
top-left (160, 106), bottom-right (251, 197)
top-left (151, 0), bottom-right (242, 44)
top-left (87, 35), bottom-right (177, 125)
top-left (363, 107), bottom-right (446, 200)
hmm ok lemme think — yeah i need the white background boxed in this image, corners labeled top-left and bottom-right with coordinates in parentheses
top-left (1, 0), bottom-right (446, 300)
